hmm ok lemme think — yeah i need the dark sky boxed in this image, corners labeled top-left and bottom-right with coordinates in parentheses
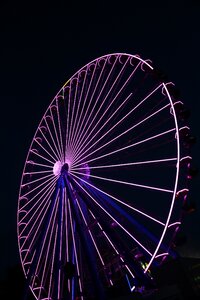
top-left (0, 0), bottom-right (200, 281)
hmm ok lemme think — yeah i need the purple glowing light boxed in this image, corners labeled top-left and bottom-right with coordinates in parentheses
top-left (73, 83), bottom-right (163, 163)
top-left (73, 157), bottom-right (177, 171)
top-left (88, 209), bottom-right (136, 281)
top-left (39, 126), bottom-right (60, 161)
top-left (144, 83), bottom-right (180, 273)
top-left (74, 192), bottom-right (105, 266)
top-left (72, 170), bottom-right (173, 194)
top-left (72, 127), bottom-right (176, 168)
top-left (21, 174), bottom-right (57, 198)
top-left (72, 58), bottom-right (141, 155)
top-left (72, 176), bottom-right (153, 256)
top-left (44, 116), bottom-right (63, 161)
top-left (68, 198), bottom-right (83, 296)
top-left (70, 173), bottom-right (165, 226)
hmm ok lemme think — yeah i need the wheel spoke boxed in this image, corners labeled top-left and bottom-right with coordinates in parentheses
top-left (73, 92), bottom-right (133, 162)
top-left (39, 126), bottom-right (61, 161)
top-left (34, 136), bottom-right (59, 162)
top-left (72, 57), bottom-right (140, 155)
top-left (68, 78), bottom-right (79, 150)
top-left (73, 102), bottom-right (170, 166)
top-left (30, 149), bottom-right (55, 165)
top-left (72, 158), bottom-right (177, 171)
top-left (22, 173), bottom-right (54, 187)
top-left (68, 197), bottom-right (84, 298)
top-left (50, 106), bottom-right (64, 161)
top-left (44, 116), bottom-right (63, 161)
top-left (26, 161), bottom-right (52, 169)
top-left (71, 173), bottom-right (165, 225)
top-left (33, 193), bottom-right (59, 286)
top-left (73, 127), bottom-right (176, 167)
top-left (56, 96), bottom-right (65, 160)
top-left (88, 209), bottom-right (136, 281)
top-left (19, 178), bottom-right (56, 234)
top-left (71, 57), bottom-right (110, 151)
top-left (21, 174), bottom-right (58, 198)
top-left (73, 189), bottom-right (105, 266)
top-left (20, 175), bottom-right (58, 210)
top-left (72, 170), bottom-right (173, 193)
top-left (38, 199), bottom-right (58, 299)
top-left (73, 83), bottom-right (163, 162)
top-left (48, 224), bottom-right (58, 298)
top-left (72, 176), bottom-right (153, 256)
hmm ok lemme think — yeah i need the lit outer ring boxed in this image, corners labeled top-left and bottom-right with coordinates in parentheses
top-left (144, 84), bottom-right (180, 272)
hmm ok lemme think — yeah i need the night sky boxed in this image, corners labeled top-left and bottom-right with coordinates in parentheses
top-left (0, 0), bottom-right (200, 284)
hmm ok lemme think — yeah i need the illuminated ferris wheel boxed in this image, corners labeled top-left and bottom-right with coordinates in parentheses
top-left (17, 53), bottom-right (194, 299)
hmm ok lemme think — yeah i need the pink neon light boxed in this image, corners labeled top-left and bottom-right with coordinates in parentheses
top-left (48, 225), bottom-right (58, 298)
top-left (34, 136), bottom-right (58, 162)
top-left (64, 189), bottom-right (71, 293)
top-left (72, 56), bottom-right (134, 153)
top-left (19, 178), bottom-right (56, 236)
top-left (72, 55), bottom-right (128, 151)
top-left (70, 68), bottom-right (96, 156)
top-left (56, 97), bottom-right (65, 160)
top-left (72, 176), bottom-right (152, 256)
top-left (72, 157), bottom-right (177, 171)
top-left (68, 78), bottom-right (79, 150)
top-left (176, 188), bottom-right (189, 197)
top-left (38, 192), bottom-right (59, 300)
top-left (24, 170), bottom-right (52, 175)
top-left (22, 173), bottom-right (53, 187)
top-left (73, 174), bottom-right (164, 225)
top-left (20, 175), bottom-right (58, 210)
top-left (50, 105), bottom-right (64, 160)
top-left (125, 265), bottom-right (135, 279)
top-left (73, 128), bottom-right (176, 168)
top-left (89, 209), bottom-right (119, 254)
top-left (74, 194), bottom-right (105, 266)
top-left (34, 193), bottom-right (59, 283)
top-left (88, 210), bottom-right (136, 280)
top-left (144, 83), bottom-right (180, 273)
top-left (69, 74), bottom-right (84, 152)
top-left (57, 189), bottom-right (65, 300)
top-left (39, 126), bottom-right (60, 161)
top-left (72, 92), bottom-right (133, 162)
top-left (68, 198), bottom-right (83, 294)
top-left (65, 84), bottom-right (71, 151)
top-left (21, 174), bottom-right (58, 198)
top-left (69, 61), bottom-right (99, 152)
top-left (70, 56), bottom-right (111, 151)
top-left (73, 83), bottom-right (163, 163)
top-left (73, 102), bottom-right (170, 166)
top-left (27, 161), bottom-right (52, 169)
top-left (44, 117), bottom-right (62, 160)
top-left (155, 253), bottom-right (169, 259)
top-left (167, 221), bottom-right (181, 228)
top-left (72, 58), bottom-right (141, 157)
top-left (72, 170), bottom-right (173, 194)
top-left (30, 149), bottom-right (55, 165)
top-left (22, 192), bottom-right (59, 266)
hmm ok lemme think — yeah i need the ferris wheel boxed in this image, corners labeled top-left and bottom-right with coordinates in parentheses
top-left (17, 53), bottom-right (193, 300)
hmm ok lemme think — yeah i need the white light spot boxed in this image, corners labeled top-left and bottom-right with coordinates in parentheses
top-left (53, 161), bottom-right (62, 176)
